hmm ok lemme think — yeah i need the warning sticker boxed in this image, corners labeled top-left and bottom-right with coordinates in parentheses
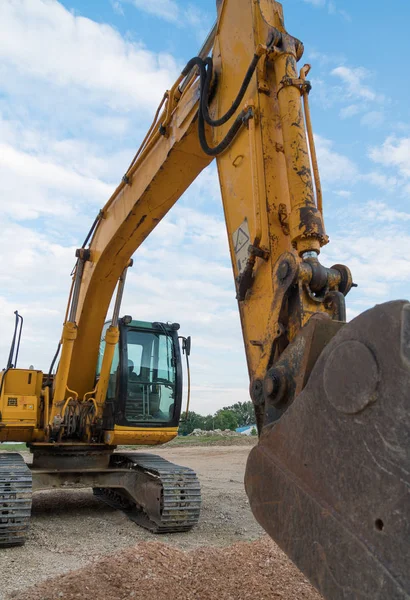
top-left (232, 219), bottom-right (250, 275)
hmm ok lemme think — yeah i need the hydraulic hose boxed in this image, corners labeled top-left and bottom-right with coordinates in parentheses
top-left (201, 55), bottom-right (260, 127)
top-left (181, 52), bottom-right (262, 157)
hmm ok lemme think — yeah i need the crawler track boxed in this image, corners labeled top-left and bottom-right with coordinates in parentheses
top-left (0, 453), bottom-right (32, 547)
top-left (94, 452), bottom-right (201, 533)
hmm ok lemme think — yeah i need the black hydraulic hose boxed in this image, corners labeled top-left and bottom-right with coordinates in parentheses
top-left (45, 342), bottom-right (61, 387)
top-left (81, 211), bottom-right (102, 249)
top-left (6, 311), bottom-right (19, 369)
top-left (181, 56), bottom-right (206, 79)
top-left (201, 54), bottom-right (261, 127)
top-left (6, 339), bottom-right (15, 370)
top-left (181, 53), bottom-right (259, 157)
top-left (0, 367), bottom-right (11, 398)
top-left (198, 105), bottom-right (249, 157)
top-left (2, 311), bottom-right (23, 397)
top-left (14, 312), bottom-right (23, 368)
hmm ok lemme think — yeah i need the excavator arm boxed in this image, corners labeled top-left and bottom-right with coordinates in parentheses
top-left (59, 0), bottom-right (345, 416)
top-left (42, 0), bottom-right (409, 597)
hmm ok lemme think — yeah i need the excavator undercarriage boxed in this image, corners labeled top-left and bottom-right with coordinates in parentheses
top-left (0, 446), bottom-right (201, 547)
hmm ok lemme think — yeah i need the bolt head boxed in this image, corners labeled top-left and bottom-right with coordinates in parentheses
top-left (263, 371), bottom-right (281, 401)
top-left (278, 261), bottom-right (290, 281)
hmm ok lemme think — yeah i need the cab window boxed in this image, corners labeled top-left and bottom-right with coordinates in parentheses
top-left (124, 329), bottom-right (176, 424)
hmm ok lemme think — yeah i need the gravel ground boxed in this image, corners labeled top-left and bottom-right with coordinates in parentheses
top-left (1, 445), bottom-right (321, 599)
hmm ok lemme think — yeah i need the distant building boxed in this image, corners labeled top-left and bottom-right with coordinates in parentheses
top-left (236, 425), bottom-right (257, 436)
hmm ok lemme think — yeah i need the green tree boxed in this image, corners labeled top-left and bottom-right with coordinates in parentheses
top-left (202, 414), bottom-right (215, 431)
top-left (213, 409), bottom-right (238, 431)
top-left (222, 401), bottom-right (255, 427)
top-left (178, 411), bottom-right (206, 435)
top-left (178, 403), bottom-right (255, 435)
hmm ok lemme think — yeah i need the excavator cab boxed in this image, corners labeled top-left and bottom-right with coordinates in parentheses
top-left (97, 318), bottom-right (184, 433)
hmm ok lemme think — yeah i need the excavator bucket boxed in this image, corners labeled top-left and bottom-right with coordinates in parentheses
top-left (245, 300), bottom-right (410, 599)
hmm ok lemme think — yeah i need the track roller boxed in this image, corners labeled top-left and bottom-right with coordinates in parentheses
top-left (94, 452), bottom-right (201, 533)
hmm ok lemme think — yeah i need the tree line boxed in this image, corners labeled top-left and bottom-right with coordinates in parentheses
top-left (178, 401), bottom-right (256, 435)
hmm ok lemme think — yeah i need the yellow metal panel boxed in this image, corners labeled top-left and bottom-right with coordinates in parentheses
top-left (104, 427), bottom-right (178, 446)
top-left (2, 395), bottom-right (38, 423)
top-left (0, 369), bottom-right (42, 426)
top-left (0, 428), bottom-right (32, 442)
top-left (0, 428), bottom-right (45, 443)
top-left (2, 369), bottom-right (42, 397)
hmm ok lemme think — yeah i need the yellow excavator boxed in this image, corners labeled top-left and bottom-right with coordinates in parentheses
top-left (1, 0), bottom-right (409, 598)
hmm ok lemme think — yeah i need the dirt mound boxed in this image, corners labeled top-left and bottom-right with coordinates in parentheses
top-left (9, 536), bottom-right (321, 600)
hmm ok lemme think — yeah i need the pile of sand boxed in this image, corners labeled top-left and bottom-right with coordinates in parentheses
top-left (9, 536), bottom-right (321, 600)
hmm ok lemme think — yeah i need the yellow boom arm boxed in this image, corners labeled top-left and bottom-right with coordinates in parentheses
top-left (60, 0), bottom-right (336, 407)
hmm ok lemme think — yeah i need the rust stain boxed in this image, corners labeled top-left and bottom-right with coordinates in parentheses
top-left (298, 207), bottom-right (324, 235)
top-left (134, 214), bottom-right (147, 231)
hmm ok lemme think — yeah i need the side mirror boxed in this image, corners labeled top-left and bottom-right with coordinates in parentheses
top-left (181, 336), bottom-right (191, 357)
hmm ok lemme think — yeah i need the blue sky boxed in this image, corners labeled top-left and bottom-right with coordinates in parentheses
top-left (0, 0), bottom-right (409, 414)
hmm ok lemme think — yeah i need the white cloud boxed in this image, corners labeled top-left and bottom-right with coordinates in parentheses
top-left (125, 0), bottom-right (212, 37)
top-left (0, 113), bottom-right (141, 221)
top-left (340, 103), bottom-right (361, 119)
top-left (128, 0), bottom-right (180, 22)
top-left (303, 0), bottom-right (326, 5)
top-left (0, 217), bottom-right (75, 369)
top-left (0, 0), bottom-right (179, 111)
top-left (312, 63), bottom-right (382, 116)
top-left (331, 66), bottom-right (376, 101)
top-left (329, 67), bottom-right (386, 125)
top-left (360, 110), bottom-right (384, 128)
top-left (0, 142), bottom-right (114, 219)
top-left (110, 0), bottom-right (124, 16)
top-left (365, 135), bottom-right (410, 197)
top-left (315, 134), bottom-right (358, 184)
top-left (361, 171), bottom-right (398, 191)
top-left (307, 50), bottom-right (346, 68)
top-left (0, 220), bottom-right (74, 295)
top-left (323, 231), bottom-right (410, 287)
top-left (363, 201), bottom-right (410, 223)
top-left (370, 136), bottom-right (410, 180)
top-left (303, 0), bottom-right (351, 20)
top-left (338, 10), bottom-right (351, 22)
